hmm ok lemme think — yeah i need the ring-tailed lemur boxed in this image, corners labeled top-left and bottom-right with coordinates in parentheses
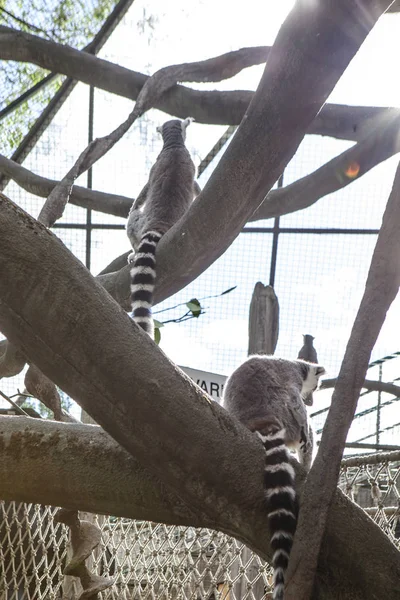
top-left (297, 334), bottom-right (319, 406)
top-left (222, 356), bottom-right (325, 600)
top-left (126, 118), bottom-right (198, 338)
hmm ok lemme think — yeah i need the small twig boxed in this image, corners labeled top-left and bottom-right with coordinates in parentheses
top-left (0, 7), bottom-right (54, 41)
top-left (320, 378), bottom-right (400, 397)
top-left (0, 388), bottom-right (30, 415)
top-left (153, 286), bottom-right (237, 315)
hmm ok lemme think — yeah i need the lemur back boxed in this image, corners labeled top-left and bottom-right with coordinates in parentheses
top-left (222, 356), bottom-right (325, 600)
top-left (126, 118), bottom-right (198, 337)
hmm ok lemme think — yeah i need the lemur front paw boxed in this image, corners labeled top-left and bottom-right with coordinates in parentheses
top-left (127, 252), bottom-right (136, 264)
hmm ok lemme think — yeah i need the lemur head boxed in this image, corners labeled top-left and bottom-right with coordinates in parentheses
top-left (296, 359), bottom-right (326, 405)
top-left (303, 334), bottom-right (315, 344)
top-left (156, 117), bottom-right (194, 142)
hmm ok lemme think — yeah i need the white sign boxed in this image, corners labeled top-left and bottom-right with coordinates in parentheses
top-left (180, 366), bottom-right (227, 403)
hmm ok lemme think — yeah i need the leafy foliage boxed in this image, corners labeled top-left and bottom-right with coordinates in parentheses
top-left (0, 0), bottom-right (117, 155)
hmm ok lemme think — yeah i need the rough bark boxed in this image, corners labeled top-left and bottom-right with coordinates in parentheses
top-left (1, 25), bottom-right (398, 140)
top-left (285, 157), bottom-right (400, 600)
top-left (0, 412), bottom-right (399, 599)
top-left (0, 417), bottom-right (216, 527)
top-left (248, 283), bottom-right (279, 355)
top-left (0, 337), bottom-right (25, 377)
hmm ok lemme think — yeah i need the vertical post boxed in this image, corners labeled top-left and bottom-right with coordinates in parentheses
top-left (86, 85), bottom-right (94, 271)
top-left (248, 283), bottom-right (280, 356)
top-left (233, 282), bottom-right (280, 598)
top-left (376, 363), bottom-right (382, 445)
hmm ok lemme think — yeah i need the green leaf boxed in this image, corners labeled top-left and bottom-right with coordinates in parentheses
top-left (154, 327), bottom-right (161, 345)
top-left (220, 286), bottom-right (237, 295)
top-left (153, 319), bottom-right (164, 329)
top-left (186, 299), bottom-right (202, 317)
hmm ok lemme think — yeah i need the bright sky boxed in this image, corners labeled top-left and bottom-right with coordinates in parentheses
top-left (2, 1), bottom-right (400, 443)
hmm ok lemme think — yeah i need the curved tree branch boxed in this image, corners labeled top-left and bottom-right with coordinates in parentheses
top-left (250, 111), bottom-right (400, 221)
top-left (0, 416), bottom-right (215, 527)
top-left (286, 156), bottom-right (400, 599)
top-left (0, 154), bottom-right (132, 218)
top-left (321, 377), bottom-right (400, 397)
top-left (0, 25), bottom-right (398, 140)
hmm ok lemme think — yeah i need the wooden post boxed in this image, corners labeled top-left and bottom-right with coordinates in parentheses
top-left (229, 284), bottom-right (280, 598)
top-left (248, 283), bottom-right (279, 356)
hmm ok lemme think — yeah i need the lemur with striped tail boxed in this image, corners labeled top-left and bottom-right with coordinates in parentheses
top-left (126, 118), bottom-right (199, 338)
top-left (222, 356), bottom-right (325, 600)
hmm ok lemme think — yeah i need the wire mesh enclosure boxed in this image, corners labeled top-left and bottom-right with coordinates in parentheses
top-left (0, 452), bottom-right (399, 600)
top-left (2, 2), bottom-right (400, 599)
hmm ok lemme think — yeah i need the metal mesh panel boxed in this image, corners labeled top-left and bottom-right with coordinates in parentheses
top-left (1, 451), bottom-right (399, 599)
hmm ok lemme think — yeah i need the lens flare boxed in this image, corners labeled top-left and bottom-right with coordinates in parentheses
top-left (345, 161), bottom-right (360, 178)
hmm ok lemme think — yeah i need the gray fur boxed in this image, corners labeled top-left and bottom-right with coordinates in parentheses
top-left (222, 355), bottom-right (325, 600)
top-left (298, 334), bottom-right (319, 406)
top-left (126, 118), bottom-right (199, 337)
top-left (126, 118), bottom-right (197, 252)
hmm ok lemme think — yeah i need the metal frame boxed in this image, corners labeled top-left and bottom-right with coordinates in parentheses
top-left (0, 0), bottom-right (136, 190)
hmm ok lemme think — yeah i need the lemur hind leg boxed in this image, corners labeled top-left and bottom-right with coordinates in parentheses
top-left (298, 424), bottom-right (314, 471)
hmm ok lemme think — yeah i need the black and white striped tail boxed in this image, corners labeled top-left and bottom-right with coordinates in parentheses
top-left (257, 428), bottom-right (298, 600)
top-left (130, 231), bottom-right (163, 338)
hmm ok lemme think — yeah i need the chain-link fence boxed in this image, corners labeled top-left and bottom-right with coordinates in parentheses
top-left (1, 451), bottom-right (399, 600)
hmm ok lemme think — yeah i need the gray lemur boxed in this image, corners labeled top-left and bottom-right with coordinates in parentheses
top-left (126, 117), bottom-right (199, 338)
top-left (297, 334), bottom-right (319, 405)
top-left (222, 356), bottom-right (326, 600)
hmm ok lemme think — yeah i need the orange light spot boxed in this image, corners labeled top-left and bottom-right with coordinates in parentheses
top-left (345, 161), bottom-right (360, 178)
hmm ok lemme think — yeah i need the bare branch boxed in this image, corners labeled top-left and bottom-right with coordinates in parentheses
top-left (321, 377), bottom-right (400, 397)
top-left (0, 25), bottom-right (398, 140)
top-left (24, 364), bottom-right (77, 422)
top-left (97, 252), bottom-right (131, 276)
top-left (285, 157), bottom-right (400, 599)
top-left (251, 111), bottom-right (400, 221)
top-left (0, 416), bottom-right (214, 527)
top-left (0, 154), bottom-right (132, 218)
top-left (39, 43), bottom-right (271, 225)
top-left (98, 0), bottom-right (392, 313)
top-left (3, 103), bottom-right (400, 231)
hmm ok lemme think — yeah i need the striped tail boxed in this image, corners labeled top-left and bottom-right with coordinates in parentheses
top-left (130, 230), bottom-right (163, 338)
top-left (257, 428), bottom-right (298, 600)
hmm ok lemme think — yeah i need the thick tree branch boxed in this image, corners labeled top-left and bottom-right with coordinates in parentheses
top-left (0, 25), bottom-right (398, 140)
top-left (98, 0), bottom-right (392, 312)
top-left (0, 361), bottom-right (399, 599)
top-left (0, 416), bottom-right (215, 527)
top-left (250, 110), bottom-right (400, 221)
top-left (285, 158), bottom-right (400, 599)
top-left (4, 105), bottom-right (400, 229)
top-left (0, 154), bottom-right (132, 218)
top-left (0, 337), bottom-right (25, 378)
